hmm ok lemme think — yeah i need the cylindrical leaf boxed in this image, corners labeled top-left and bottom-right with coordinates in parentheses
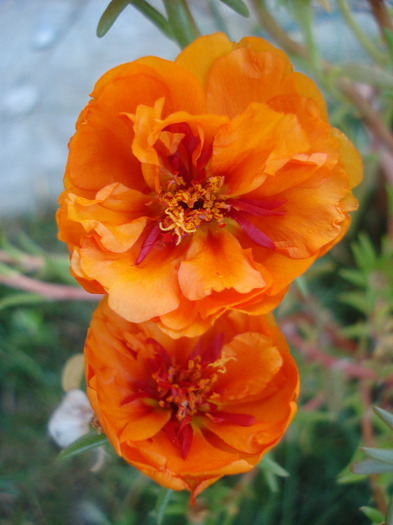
top-left (57, 431), bottom-right (108, 461)
top-left (361, 446), bottom-right (393, 465)
top-left (218, 0), bottom-right (249, 17)
top-left (351, 458), bottom-right (393, 475)
top-left (131, 0), bottom-right (174, 40)
top-left (374, 406), bottom-right (393, 433)
top-left (163, 0), bottom-right (200, 48)
top-left (97, 0), bottom-right (130, 38)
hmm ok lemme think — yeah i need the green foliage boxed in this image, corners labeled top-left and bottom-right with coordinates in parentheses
top-left (162, 0), bottom-right (200, 48)
top-left (57, 432), bottom-right (109, 462)
top-left (360, 506), bottom-right (385, 524)
top-left (6, 0), bottom-right (393, 523)
top-left (0, 209), bottom-right (373, 521)
top-left (217, 0), bottom-right (249, 17)
top-left (351, 406), bottom-right (393, 524)
top-left (97, 0), bottom-right (174, 40)
top-left (339, 228), bottom-right (393, 347)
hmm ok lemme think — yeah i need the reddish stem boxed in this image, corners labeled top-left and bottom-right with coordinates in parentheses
top-left (367, 0), bottom-right (393, 44)
top-left (0, 273), bottom-right (101, 301)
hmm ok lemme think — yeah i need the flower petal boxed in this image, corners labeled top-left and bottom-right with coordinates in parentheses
top-left (206, 48), bottom-right (292, 117)
top-left (175, 32), bottom-right (232, 89)
top-left (75, 241), bottom-right (181, 322)
top-left (211, 103), bottom-right (310, 196)
top-left (62, 183), bottom-right (149, 253)
top-left (64, 108), bottom-right (144, 193)
top-left (215, 333), bottom-right (284, 403)
top-left (91, 59), bottom-right (206, 117)
top-left (178, 227), bottom-right (265, 301)
top-left (330, 127), bottom-right (363, 188)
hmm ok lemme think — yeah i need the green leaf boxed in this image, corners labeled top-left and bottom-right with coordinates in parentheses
top-left (0, 345), bottom-right (45, 381)
top-left (384, 28), bottom-right (393, 68)
top-left (352, 234), bottom-right (377, 272)
top-left (295, 275), bottom-right (309, 298)
top-left (97, 0), bottom-right (130, 37)
top-left (163, 0), bottom-right (200, 48)
top-left (206, 0), bottom-right (231, 35)
top-left (351, 458), bottom-right (393, 475)
top-left (339, 268), bottom-right (367, 288)
top-left (218, 0), bottom-right (249, 17)
top-left (386, 185), bottom-right (393, 220)
top-left (338, 291), bottom-right (370, 314)
top-left (386, 494), bottom-right (393, 525)
top-left (130, 0), bottom-right (174, 40)
top-left (98, 0), bottom-right (173, 41)
top-left (260, 455), bottom-right (289, 478)
top-left (339, 322), bottom-right (369, 339)
top-left (337, 468), bottom-right (367, 484)
top-left (154, 488), bottom-right (173, 525)
top-left (0, 293), bottom-right (48, 311)
top-left (373, 406), bottom-right (393, 433)
top-left (342, 63), bottom-right (393, 90)
top-left (360, 506), bottom-right (385, 523)
top-left (361, 446), bottom-right (393, 465)
top-left (57, 431), bottom-right (108, 461)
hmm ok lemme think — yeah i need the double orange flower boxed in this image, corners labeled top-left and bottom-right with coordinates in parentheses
top-left (86, 299), bottom-right (298, 504)
top-left (57, 33), bottom-right (361, 501)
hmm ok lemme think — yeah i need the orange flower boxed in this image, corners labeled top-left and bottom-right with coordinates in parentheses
top-left (57, 33), bottom-right (362, 337)
top-left (85, 298), bottom-right (299, 504)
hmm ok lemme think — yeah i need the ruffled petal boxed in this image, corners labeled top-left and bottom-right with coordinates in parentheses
top-left (61, 183), bottom-right (150, 253)
top-left (64, 108), bottom-right (144, 193)
top-left (91, 59), bottom-right (206, 117)
top-left (175, 32), bottom-right (232, 89)
top-left (214, 333), bottom-right (284, 403)
top-left (74, 241), bottom-right (181, 322)
top-left (330, 127), bottom-right (363, 188)
top-left (206, 48), bottom-right (292, 117)
top-left (178, 226), bottom-right (265, 301)
top-left (203, 358), bottom-right (298, 455)
top-left (249, 166), bottom-right (354, 259)
top-left (211, 103), bottom-right (310, 196)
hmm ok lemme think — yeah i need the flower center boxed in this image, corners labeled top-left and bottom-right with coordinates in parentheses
top-left (158, 175), bottom-right (230, 245)
top-left (135, 119), bottom-right (286, 264)
top-left (154, 354), bottom-right (220, 422)
top-left (132, 336), bottom-right (255, 460)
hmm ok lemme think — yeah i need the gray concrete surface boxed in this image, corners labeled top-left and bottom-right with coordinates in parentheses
top-left (0, 0), bottom-right (379, 218)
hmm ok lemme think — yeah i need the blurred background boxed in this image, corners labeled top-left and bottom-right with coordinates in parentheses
top-left (2, 1), bottom-right (393, 524)
top-left (0, 0), bottom-right (380, 216)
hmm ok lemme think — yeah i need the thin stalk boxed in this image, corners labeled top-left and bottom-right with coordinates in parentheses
top-left (367, 0), bottom-right (393, 45)
top-left (336, 0), bottom-right (386, 65)
top-left (0, 271), bottom-right (101, 301)
top-left (292, 0), bottom-right (321, 73)
top-left (253, 0), bottom-right (307, 58)
top-left (207, 0), bottom-right (231, 37)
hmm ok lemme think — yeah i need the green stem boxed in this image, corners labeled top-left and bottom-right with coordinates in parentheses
top-left (292, 0), bottom-right (321, 74)
top-left (155, 488), bottom-right (173, 525)
top-left (163, 0), bottom-right (200, 48)
top-left (207, 0), bottom-right (231, 37)
top-left (336, 0), bottom-right (386, 66)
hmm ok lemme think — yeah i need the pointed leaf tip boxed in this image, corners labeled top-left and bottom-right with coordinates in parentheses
top-left (373, 406), bottom-right (393, 432)
top-left (97, 0), bottom-right (130, 38)
top-left (57, 431), bottom-right (108, 461)
top-left (218, 0), bottom-right (249, 17)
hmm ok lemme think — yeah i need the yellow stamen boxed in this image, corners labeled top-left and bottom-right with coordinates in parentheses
top-left (158, 175), bottom-right (229, 244)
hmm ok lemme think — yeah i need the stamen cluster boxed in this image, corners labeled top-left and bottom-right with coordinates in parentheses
top-left (159, 175), bottom-right (229, 244)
